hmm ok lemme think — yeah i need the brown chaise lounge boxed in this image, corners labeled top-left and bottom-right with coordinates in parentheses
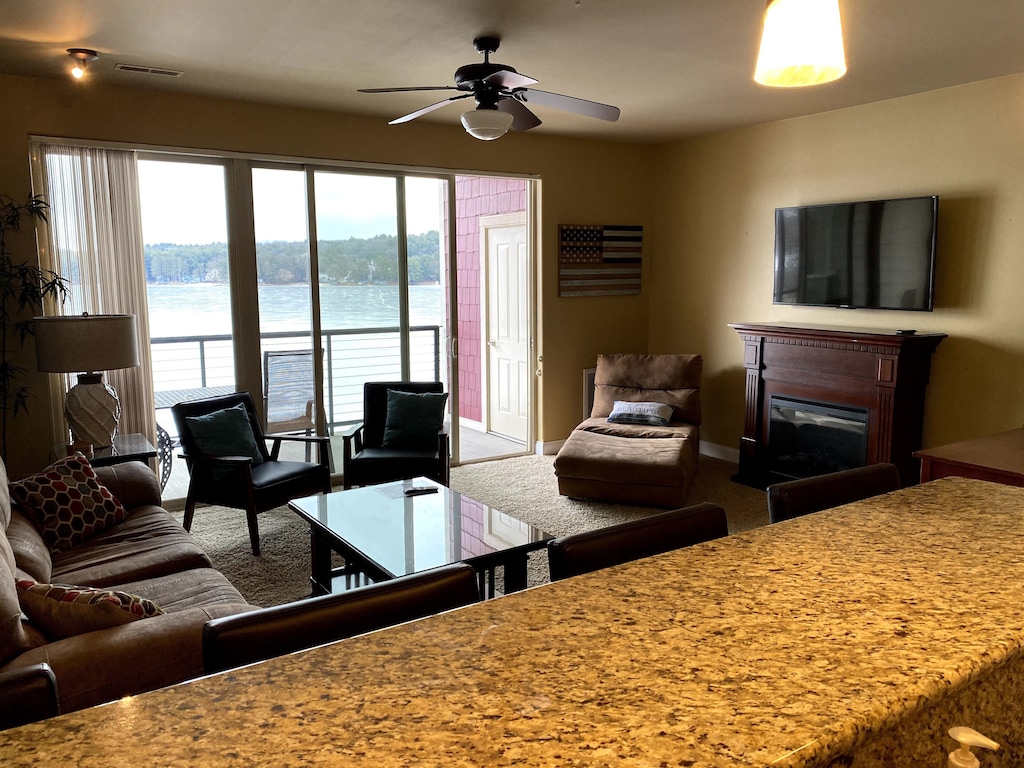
top-left (553, 353), bottom-right (702, 508)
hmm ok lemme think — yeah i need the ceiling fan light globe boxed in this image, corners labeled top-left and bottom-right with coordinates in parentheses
top-left (754, 0), bottom-right (846, 87)
top-left (461, 108), bottom-right (514, 140)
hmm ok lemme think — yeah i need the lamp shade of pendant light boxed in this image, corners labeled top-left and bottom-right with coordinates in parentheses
top-left (460, 108), bottom-right (514, 141)
top-left (67, 48), bottom-right (99, 81)
top-left (754, 0), bottom-right (847, 87)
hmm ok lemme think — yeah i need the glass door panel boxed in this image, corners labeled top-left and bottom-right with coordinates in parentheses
top-left (405, 176), bottom-right (449, 387)
top-left (252, 167), bottom-right (316, 460)
top-left (313, 172), bottom-right (401, 428)
top-left (138, 158), bottom-right (233, 499)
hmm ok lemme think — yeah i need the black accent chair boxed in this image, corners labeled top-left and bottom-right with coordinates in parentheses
top-left (172, 392), bottom-right (332, 556)
top-left (547, 502), bottom-right (729, 582)
top-left (341, 381), bottom-right (450, 489)
top-left (767, 462), bottom-right (902, 524)
top-left (0, 663), bottom-right (59, 730)
top-left (202, 563), bottom-right (480, 673)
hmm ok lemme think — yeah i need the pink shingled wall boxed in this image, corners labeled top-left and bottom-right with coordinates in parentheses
top-left (453, 176), bottom-right (528, 423)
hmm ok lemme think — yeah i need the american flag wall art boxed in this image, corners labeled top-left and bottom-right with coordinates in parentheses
top-left (558, 224), bottom-right (643, 297)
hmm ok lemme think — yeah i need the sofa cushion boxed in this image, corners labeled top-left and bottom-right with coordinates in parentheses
top-left (5, 510), bottom-right (52, 584)
top-left (382, 389), bottom-right (448, 450)
top-left (111, 567), bottom-right (254, 613)
top-left (50, 505), bottom-right (213, 589)
top-left (555, 430), bottom-right (694, 487)
top-left (607, 400), bottom-right (674, 427)
top-left (592, 353), bottom-right (702, 425)
top-left (16, 580), bottom-right (164, 641)
top-left (10, 454), bottom-right (127, 552)
top-left (1, 457), bottom-right (47, 665)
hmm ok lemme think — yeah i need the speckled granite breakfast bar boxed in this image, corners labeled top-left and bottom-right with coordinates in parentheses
top-left (1, 476), bottom-right (1022, 767)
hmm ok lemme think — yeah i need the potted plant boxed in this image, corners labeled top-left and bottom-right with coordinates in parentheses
top-left (0, 194), bottom-right (68, 458)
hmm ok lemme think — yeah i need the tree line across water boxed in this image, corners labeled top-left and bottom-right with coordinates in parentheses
top-left (145, 231), bottom-right (442, 285)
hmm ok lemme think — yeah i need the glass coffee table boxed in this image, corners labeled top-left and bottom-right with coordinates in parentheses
top-left (288, 477), bottom-right (552, 599)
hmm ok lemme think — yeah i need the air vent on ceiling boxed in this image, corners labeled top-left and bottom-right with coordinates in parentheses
top-left (114, 63), bottom-right (183, 78)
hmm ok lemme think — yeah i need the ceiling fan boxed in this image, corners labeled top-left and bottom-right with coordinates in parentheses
top-left (357, 36), bottom-right (620, 141)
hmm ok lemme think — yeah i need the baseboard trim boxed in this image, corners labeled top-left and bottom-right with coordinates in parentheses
top-left (700, 441), bottom-right (739, 463)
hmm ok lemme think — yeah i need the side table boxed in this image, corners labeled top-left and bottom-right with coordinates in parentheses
top-left (53, 433), bottom-right (158, 468)
top-left (913, 427), bottom-right (1024, 487)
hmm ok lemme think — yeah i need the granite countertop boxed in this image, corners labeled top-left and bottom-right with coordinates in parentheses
top-left (3, 477), bottom-right (1023, 767)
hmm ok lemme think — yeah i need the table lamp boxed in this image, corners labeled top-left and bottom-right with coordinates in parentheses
top-left (34, 313), bottom-right (140, 449)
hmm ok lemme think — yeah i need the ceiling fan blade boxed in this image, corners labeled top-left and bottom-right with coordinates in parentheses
top-left (388, 94), bottom-right (472, 125)
top-left (518, 89), bottom-right (620, 122)
top-left (483, 69), bottom-right (538, 90)
top-left (498, 98), bottom-right (542, 132)
top-left (358, 86), bottom-right (459, 93)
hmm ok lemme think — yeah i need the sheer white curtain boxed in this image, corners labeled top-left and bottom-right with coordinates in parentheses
top-left (31, 142), bottom-right (156, 448)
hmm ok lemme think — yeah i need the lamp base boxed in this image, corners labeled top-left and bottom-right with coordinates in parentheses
top-left (65, 373), bottom-right (121, 449)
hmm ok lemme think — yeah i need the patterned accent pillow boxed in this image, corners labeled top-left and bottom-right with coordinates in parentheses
top-left (10, 453), bottom-right (128, 552)
top-left (16, 580), bottom-right (164, 640)
top-left (607, 400), bottom-right (675, 427)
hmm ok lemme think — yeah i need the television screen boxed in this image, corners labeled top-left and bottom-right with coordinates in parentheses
top-left (773, 195), bottom-right (938, 311)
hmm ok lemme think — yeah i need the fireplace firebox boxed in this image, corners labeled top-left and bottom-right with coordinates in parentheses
top-left (730, 323), bottom-right (946, 488)
top-left (768, 396), bottom-right (869, 480)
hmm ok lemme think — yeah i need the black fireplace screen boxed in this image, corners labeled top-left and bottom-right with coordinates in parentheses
top-left (767, 397), bottom-right (869, 479)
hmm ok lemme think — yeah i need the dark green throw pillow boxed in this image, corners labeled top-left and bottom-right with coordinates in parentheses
top-left (382, 390), bottom-right (448, 450)
top-left (185, 402), bottom-right (264, 466)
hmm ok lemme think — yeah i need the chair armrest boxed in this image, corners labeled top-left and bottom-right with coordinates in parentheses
top-left (264, 434), bottom-right (331, 465)
top-left (340, 423), bottom-right (364, 460)
top-left (203, 563), bottom-right (480, 673)
top-left (0, 663), bottom-right (59, 729)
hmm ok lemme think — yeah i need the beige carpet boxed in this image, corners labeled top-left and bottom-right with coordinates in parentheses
top-left (190, 454), bottom-right (769, 607)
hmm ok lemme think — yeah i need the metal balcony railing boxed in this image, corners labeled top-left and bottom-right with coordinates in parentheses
top-left (151, 325), bottom-right (443, 431)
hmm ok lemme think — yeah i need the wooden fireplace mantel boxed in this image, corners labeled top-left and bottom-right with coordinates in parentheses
top-left (729, 322), bottom-right (946, 488)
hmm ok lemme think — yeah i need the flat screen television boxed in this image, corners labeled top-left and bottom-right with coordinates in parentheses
top-left (773, 195), bottom-right (938, 311)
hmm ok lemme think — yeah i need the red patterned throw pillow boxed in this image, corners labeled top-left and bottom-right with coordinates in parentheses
top-left (10, 453), bottom-right (128, 552)
top-left (16, 580), bottom-right (164, 640)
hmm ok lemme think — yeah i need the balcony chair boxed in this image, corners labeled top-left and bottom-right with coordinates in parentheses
top-left (341, 381), bottom-right (450, 489)
top-left (202, 563), bottom-right (480, 673)
top-left (554, 353), bottom-right (703, 507)
top-left (264, 349), bottom-right (317, 461)
top-left (766, 462), bottom-right (901, 524)
top-left (547, 502), bottom-right (728, 581)
top-left (171, 391), bottom-right (332, 556)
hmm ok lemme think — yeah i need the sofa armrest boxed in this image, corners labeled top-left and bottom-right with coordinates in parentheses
top-left (93, 461), bottom-right (162, 508)
top-left (0, 663), bottom-right (59, 730)
top-left (3, 603), bottom-right (254, 715)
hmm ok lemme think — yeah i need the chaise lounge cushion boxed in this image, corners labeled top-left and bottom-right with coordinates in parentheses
top-left (554, 353), bottom-right (703, 507)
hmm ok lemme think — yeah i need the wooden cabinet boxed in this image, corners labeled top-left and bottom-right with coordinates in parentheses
top-left (730, 323), bottom-right (946, 488)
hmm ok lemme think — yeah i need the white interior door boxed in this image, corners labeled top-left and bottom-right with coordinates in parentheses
top-left (484, 215), bottom-right (529, 441)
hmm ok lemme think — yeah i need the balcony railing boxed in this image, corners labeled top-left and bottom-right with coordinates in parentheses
top-left (151, 325), bottom-right (443, 431)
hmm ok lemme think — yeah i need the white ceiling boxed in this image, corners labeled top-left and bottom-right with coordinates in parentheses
top-left (2, 0), bottom-right (1023, 144)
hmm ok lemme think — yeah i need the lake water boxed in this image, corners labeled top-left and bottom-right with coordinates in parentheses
top-left (146, 283), bottom-right (445, 338)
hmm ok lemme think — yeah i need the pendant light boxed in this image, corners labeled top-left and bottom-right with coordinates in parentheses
top-left (754, 0), bottom-right (846, 87)
top-left (67, 48), bottom-right (99, 81)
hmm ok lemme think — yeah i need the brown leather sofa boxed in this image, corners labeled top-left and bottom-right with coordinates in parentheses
top-left (0, 457), bottom-right (258, 718)
top-left (554, 353), bottom-right (703, 507)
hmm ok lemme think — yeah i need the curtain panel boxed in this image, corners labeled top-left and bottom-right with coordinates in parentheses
top-left (30, 142), bottom-right (156, 448)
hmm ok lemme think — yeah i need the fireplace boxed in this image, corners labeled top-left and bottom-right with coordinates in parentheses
top-left (730, 323), bottom-right (946, 488)
top-left (768, 396), bottom-right (869, 480)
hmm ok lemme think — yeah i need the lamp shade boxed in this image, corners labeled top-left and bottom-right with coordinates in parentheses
top-left (34, 313), bottom-right (140, 373)
top-left (754, 0), bottom-right (847, 87)
top-left (461, 108), bottom-right (514, 141)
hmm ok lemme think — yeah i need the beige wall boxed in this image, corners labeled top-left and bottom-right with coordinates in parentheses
top-left (0, 73), bottom-right (655, 477)
top-left (651, 72), bottom-right (1024, 455)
